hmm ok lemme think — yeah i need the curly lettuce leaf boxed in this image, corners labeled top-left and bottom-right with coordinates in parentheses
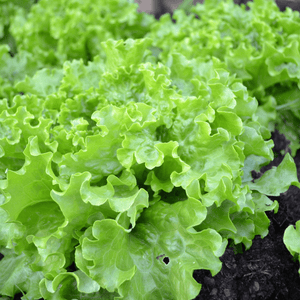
top-left (10, 0), bottom-right (154, 65)
top-left (0, 2), bottom-right (300, 298)
top-left (1, 136), bottom-right (55, 221)
top-left (247, 153), bottom-right (300, 195)
top-left (0, 250), bottom-right (43, 299)
top-left (76, 198), bottom-right (225, 300)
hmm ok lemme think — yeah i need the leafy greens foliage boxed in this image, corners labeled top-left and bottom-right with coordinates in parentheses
top-left (148, 0), bottom-right (300, 155)
top-left (0, 0), bottom-right (300, 299)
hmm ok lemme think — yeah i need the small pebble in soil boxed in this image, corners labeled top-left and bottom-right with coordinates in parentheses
top-left (210, 288), bottom-right (218, 296)
top-left (224, 289), bottom-right (231, 297)
top-left (249, 281), bottom-right (260, 294)
top-left (204, 276), bottom-right (215, 287)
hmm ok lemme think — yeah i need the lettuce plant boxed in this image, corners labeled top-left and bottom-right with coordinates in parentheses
top-left (0, 0), bottom-right (300, 299)
top-left (0, 0), bottom-right (154, 99)
top-left (147, 0), bottom-right (300, 155)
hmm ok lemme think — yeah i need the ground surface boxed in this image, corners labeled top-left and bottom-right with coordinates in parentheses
top-left (193, 130), bottom-right (300, 300)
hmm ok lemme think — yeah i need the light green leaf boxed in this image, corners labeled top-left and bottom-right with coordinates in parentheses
top-left (102, 38), bottom-right (152, 72)
top-left (248, 153), bottom-right (300, 195)
top-left (242, 154), bottom-right (270, 183)
top-left (51, 172), bottom-right (96, 231)
top-left (239, 123), bottom-right (274, 160)
top-left (77, 198), bottom-right (224, 300)
top-left (0, 207), bottom-right (25, 248)
top-left (59, 132), bottom-right (123, 184)
top-left (0, 250), bottom-right (43, 299)
top-left (1, 136), bottom-right (54, 220)
top-left (40, 269), bottom-right (119, 299)
top-left (195, 200), bottom-right (237, 234)
top-left (284, 220), bottom-right (300, 275)
top-left (15, 68), bottom-right (63, 97)
top-left (284, 220), bottom-right (300, 257)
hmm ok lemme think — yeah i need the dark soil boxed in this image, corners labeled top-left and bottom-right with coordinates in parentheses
top-left (193, 129), bottom-right (300, 300)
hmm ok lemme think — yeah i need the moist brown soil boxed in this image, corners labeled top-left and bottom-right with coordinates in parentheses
top-left (193, 129), bottom-right (300, 300)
